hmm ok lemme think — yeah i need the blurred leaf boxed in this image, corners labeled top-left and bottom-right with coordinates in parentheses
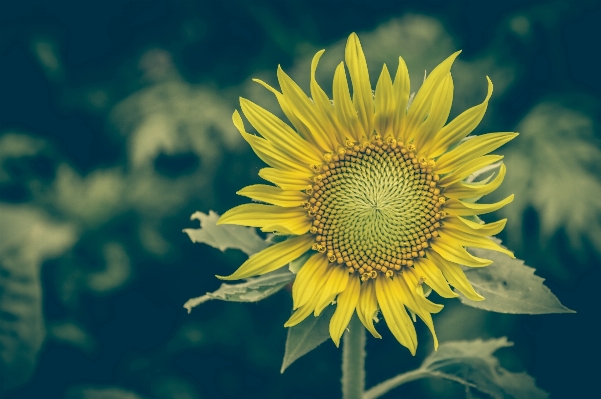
top-left (184, 210), bottom-right (268, 256)
top-left (460, 242), bottom-right (575, 314)
top-left (365, 338), bottom-right (548, 399)
top-left (184, 268), bottom-right (294, 313)
top-left (86, 242), bottom-right (132, 293)
top-left (48, 320), bottom-right (96, 354)
top-left (499, 102), bottom-right (601, 252)
top-left (280, 306), bottom-right (334, 373)
top-left (63, 386), bottom-right (146, 399)
top-left (0, 205), bottom-right (76, 391)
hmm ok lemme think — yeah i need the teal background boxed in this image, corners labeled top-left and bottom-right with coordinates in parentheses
top-left (1, 1), bottom-right (600, 398)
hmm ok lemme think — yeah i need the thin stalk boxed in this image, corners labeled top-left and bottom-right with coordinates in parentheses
top-left (341, 315), bottom-right (365, 399)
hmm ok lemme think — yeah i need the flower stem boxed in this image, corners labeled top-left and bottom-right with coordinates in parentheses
top-left (342, 314), bottom-right (365, 399)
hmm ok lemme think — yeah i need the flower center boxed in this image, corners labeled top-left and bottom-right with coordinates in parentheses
top-left (307, 138), bottom-right (445, 280)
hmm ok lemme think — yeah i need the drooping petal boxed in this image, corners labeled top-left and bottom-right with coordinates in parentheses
top-left (258, 168), bottom-right (313, 191)
top-left (217, 235), bottom-right (313, 280)
top-left (428, 250), bottom-right (484, 301)
top-left (404, 51), bottom-right (461, 142)
top-left (375, 276), bottom-right (417, 354)
top-left (392, 56), bottom-right (410, 140)
top-left (430, 238), bottom-right (492, 267)
top-left (277, 66), bottom-right (337, 152)
top-left (435, 132), bottom-right (518, 175)
top-left (329, 277), bottom-right (360, 347)
top-left (444, 163), bottom-right (507, 199)
top-left (292, 253), bottom-right (330, 309)
top-left (345, 33), bottom-right (374, 139)
top-left (252, 78), bottom-right (321, 149)
top-left (439, 227), bottom-right (515, 258)
top-left (233, 111), bottom-right (309, 173)
top-left (398, 270), bottom-right (440, 349)
top-left (314, 265), bottom-right (349, 316)
top-left (237, 184), bottom-right (308, 208)
top-left (240, 98), bottom-right (322, 164)
top-left (285, 290), bottom-right (322, 327)
top-left (356, 279), bottom-right (382, 338)
top-left (415, 73), bottom-right (454, 152)
top-left (218, 204), bottom-right (312, 234)
top-left (442, 216), bottom-right (507, 237)
top-left (413, 257), bottom-right (458, 298)
top-left (428, 77), bottom-right (493, 158)
top-left (374, 64), bottom-right (395, 138)
top-left (438, 155), bottom-right (503, 187)
top-left (444, 194), bottom-right (514, 216)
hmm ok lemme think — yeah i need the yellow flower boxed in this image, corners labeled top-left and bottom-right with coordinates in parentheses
top-left (217, 32), bottom-right (517, 354)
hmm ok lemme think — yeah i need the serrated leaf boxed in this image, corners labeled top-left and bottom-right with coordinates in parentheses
top-left (365, 338), bottom-right (548, 399)
top-left (183, 210), bottom-right (268, 256)
top-left (280, 306), bottom-right (335, 373)
top-left (460, 243), bottom-right (575, 314)
top-left (183, 268), bottom-right (294, 313)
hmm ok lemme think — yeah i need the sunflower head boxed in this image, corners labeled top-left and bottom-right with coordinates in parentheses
top-left (217, 33), bottom-right (517, 354)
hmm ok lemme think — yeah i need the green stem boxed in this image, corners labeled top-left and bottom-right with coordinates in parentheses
top-left (341, 315), bottom-right (365, 399)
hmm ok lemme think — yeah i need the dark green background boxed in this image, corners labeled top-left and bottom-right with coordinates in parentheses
top-left (1, 1), bottom-right (600, 398)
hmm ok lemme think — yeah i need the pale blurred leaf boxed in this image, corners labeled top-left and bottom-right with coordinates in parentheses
top-left (184, 268), bottom-right (293, 313)
top-left (183, 210), bottom-right (268, 256)
top-left (460, 244), bottom-right (575, 314)
top-left (499, 102), bottom-right (601, 252)
top-left (0, 205), bottom-right (76, 390)
top-left (280, 306), bottom-right (335, 373)
top-left (365, 338), bottom-right (548, 399)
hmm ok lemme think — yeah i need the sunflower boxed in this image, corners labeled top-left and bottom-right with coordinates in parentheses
top-left (217, 32), bottom-right (517, 354)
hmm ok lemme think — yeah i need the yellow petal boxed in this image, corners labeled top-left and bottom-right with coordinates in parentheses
top-left (404, 51), bottom-right (461, 143)
top-left (253, 78), bottom-right (321, 149)
top-left (392, 56), bottom-right (410, 141)
top-left (237, 184), bottom-right (308, 208)
top-left (329, 277), bottom-right (360, 347)
top-left (356, 279), bottom-right (382, 338)
top-left (277, 66), bottom-right (337, 152)
top-left (375, 276), bottom-right (417, 354)
top-left (397, 271), bottom-right (440, 349)
top-left (345, 33), bottom-right (373, 139)
top-left (218, 204), bottom-right (311, 235)
top-left (444, 163), bottom-right (506, 199)
top-left (314, 265), bottom-right (349, 316)
top-left (428, 250), bottom-right (484, 301)
top-left (444, 194), bottom-right (514, 216)
top-left (413, 257), bottom-right (458, 298)
top-left (438, 155), bottom-right (503, 187)
top-left (333, 62), bottom-right (363, 142)
top-left (442, 216), bottom-right (507, 237)
top-left (258, 168), bottom-right (313, 191)
top-left (240, 98), bottom-right (322, 164)
top-left (217, 235), bottom-right (313, 280)
top-left (428, 77), bottom-right (493, 158)
top-left (234, 111), bottom-right (309, 173)
top-left (285, 292), bottom-right (321, 327)
top-left (435, 132), bottom-right (518, 175)
top-left (310, 50), bottom-right (346, 147)
top-left (439, 227), bottom-right (515, 258)
top-left (292, 253), bottom-right (330, 309)
top-left (415, 73), bottom-right (454, 152)
top-left (374, 64), bottom-right (395, 138)
top-left (430, 238), bottom-right (492, 267)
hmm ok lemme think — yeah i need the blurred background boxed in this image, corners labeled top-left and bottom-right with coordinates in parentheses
top-left (1, 0), bottom-right (600, 398)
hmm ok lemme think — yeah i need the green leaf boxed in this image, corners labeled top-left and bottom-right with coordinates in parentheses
top-left (183, 210), bottom-right (268, 256)
top-left (183, 268), bottom-right (294, 313)
top-left (364, 338), bottom-right (548, 399)
top-left (280, 306), bottom-right (335, 373)
top-left (460, 243), bottom-right (575, 314)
